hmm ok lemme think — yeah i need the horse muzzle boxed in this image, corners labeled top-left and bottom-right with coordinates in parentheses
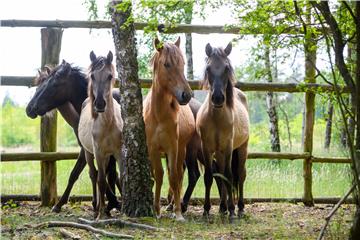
top-left (211, 93), bottom-right (225, 108)
top-left (93, 98), bottom-right (106, 113)
top-left (176, 90), bottom-right (193, 105)
top-left (26, 105), bottom-right (39, 119)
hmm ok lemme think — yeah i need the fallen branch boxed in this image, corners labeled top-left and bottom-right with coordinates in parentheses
top-left (78, 217), bottom-right (162, 231)
top-left (59, 228), bottom-right (81, 239)
top-left (317, 183), bottom-right (356, 240)
top-left (30, 221), bottom-right (133, 239)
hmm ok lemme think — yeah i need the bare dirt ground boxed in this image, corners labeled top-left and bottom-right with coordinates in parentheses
top-left (1, 201), bottom-right (355, 239)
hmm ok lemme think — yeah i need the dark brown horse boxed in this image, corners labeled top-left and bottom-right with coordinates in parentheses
top-left (196, 42), bottom-right (249, 218)
top-left (26, 61), bottom-right (121, 213)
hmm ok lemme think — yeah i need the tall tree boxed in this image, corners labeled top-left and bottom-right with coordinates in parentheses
top-left (110, 0), bottom-right (153, 217)
top-left (264, 42), bottom-right (281, 152)
top-left (310, 1), bottom-right (360, 237)
top-left (184, 3), bottom-right (194, 80)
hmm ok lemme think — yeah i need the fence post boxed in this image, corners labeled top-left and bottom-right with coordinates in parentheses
top-left (40, 28), bottom-right (63, 206)
top-left (302, 9), bottom-right (316, 206)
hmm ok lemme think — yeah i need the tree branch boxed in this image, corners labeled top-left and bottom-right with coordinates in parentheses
top-left (317, 183), bottom-right (356, 240)
top-left (27, 221), bottom-right (134, 239)
top-left (78, 217), bottom-right (162, 231)
top-left (342, 1), bottom-right (357, 26)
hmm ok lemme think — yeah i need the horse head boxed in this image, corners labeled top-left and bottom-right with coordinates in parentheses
top-left (26, 60), bottom-right (73, 118)
top-left (88, 51), bottom-right (115, 114)
top-left (203, 42), bottom-right (235, 108)
top-left (151, 37), bottom-right (192, 105)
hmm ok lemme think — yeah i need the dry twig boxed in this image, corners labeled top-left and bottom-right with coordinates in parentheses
top-left (317, 183), bottom-right (356, 240)
top-left (78, 217), bottom-right (162, 231)
top-left (30, 221), bottom-right (133, 239)
top-left (59, 228), bottom-right (81, 239)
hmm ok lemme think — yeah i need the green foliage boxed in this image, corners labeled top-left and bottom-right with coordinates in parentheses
top-left (1, 104), bottom-right (77, 148)
top-left (1, 102), bottom-right (40, 147)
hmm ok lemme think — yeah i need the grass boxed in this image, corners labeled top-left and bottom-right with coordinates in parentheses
top-left (1, 202), bottom-right (354, 239)
top-left (1, 157), bottom-right (351, 199)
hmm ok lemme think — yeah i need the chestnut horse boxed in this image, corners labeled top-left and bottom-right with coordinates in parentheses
top-left (143, 37), bottom-right (195, 221)
top-left (78, 51), bottom-right (123, 220)
top-left (26, 61), bottom-right (121, 213)
top-left (196, 42), bottom-right (249, 219)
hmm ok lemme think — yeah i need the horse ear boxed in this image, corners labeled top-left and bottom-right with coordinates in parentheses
top-left (44, 65), bottom-right (51, 75)
top-left (37, 69), bottom-right (42, 75)
top-left (174, 36), bottom-right (180, 47)
top-left (154, 38), bottom-right (162, 52)
top-left (107, 51), bottom-right (113, 64)
top-left (205, 43), bottom-right (212, 57)
top-left (62, 62), bottom-right (71, 76)
top-left (61, 59), bottom-right (66, 65)
top-left (90, 51), bottom-right (97, 63)
top-left (224, 42), bottom-right (232, 56)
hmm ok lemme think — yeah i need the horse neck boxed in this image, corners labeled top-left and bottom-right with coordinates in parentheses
top-left (151, 74), bottom-right (179, 118)
top-left (68, 74), bottom-right (88, 114)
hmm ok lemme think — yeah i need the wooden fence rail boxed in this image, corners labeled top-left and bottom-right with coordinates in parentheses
top-left (0, 20), bottom-right (351, 207)
top-left (1, 75), bottom-right (351, 93)
top-left (1, 152), bottom-right (351, 163)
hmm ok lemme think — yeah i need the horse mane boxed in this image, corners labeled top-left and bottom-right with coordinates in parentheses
top-left (150, 42), bottom-right (185, 76)
top-left (88, 56), bottom-right (115, 119)
top-left (202, 47), bottom-right (235, 109)
top-left (34, 64), bottom-right (87, 88)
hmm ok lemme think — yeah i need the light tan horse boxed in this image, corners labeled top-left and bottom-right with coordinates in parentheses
top-left (196, 42), bottom-right (249, 219)
top-left (143, 37), bottom-right (195, 221)
top-left (78, 51), bottom-right (123, 220)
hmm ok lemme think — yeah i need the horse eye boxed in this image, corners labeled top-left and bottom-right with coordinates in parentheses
top-left (164, 63), bottom-right (171, 68)
top-left (107, 74), bottom-right (113, 81)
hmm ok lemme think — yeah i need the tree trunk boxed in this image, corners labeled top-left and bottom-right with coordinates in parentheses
top-left (350, 2), bottom-right (360, 238)
top-left (264, 44), bottom-right (281, 152)
top-left (110, 1), bottom-right (153, 217)
top-left (40, 28), bottom-right (62, 207)
top-left (184, 3), bottom-right (193, 80)
top-left (324, 102), bottom-right (334, 150)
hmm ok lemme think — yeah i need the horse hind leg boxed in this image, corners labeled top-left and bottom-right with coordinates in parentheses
top-left (181, 144), bottom-right (200, 213)
top-left (95, 154), bottom-right (110, 220)
top-left (150, 150), bottom-right (163, 218)
top-left (105, 156), bottom-right (121, 215)
top-left (233, 142), bottom-right (248, 217)
top-left (52, 148), bottom-right (87, 213)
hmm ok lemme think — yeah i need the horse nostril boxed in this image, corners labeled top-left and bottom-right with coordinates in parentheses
top-left (182, 91), bottom-right (191, 102)
top-left (212, 93), bottom-right (225, 106)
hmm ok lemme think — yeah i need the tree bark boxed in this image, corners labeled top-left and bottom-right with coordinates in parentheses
top-left (40, 28), bottom-right (62, 206)
top-left (264, 44), bottom-right (281, 153)
top-left (184, 3), bottom-right (193, 80)
top-left (110, 1), bottom-right (154, 217)
top-left (324, 102), bottom-right (334, 150)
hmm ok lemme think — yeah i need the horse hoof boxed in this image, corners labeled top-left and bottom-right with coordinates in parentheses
top-left (165, 204), bottom-right (174, 212)
top-left (51, 205), bottom-right (61, 213)
top-left (181, 203), bottom-right (188, 213)
top-left (203, 211), bottom-right (210, 217)
top-left (238, 210), bottom-right (245, 218)
top-left (176, 215), bottom-right (185, 222)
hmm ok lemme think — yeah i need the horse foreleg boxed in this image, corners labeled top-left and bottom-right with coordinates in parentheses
top-left (215, 151), bottom-right (227, 215)
top-left (85, 150), bottom-right (97, 217)
top-left (95, 153), bottom-right (109, 220)
top-left (52, 148), bottom-right (87, 213)
top-left (173, 145), bottom-right (186, 221)
top-left (150, 150), bottom-right (163, 218)
top-left (202, 145), bottom-right (213, 217)
top-left (224, 145), bottom-right (235, 219)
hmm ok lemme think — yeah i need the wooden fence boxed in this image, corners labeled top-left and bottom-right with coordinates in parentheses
top-left (0, 20), bottom-right (352, 206)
